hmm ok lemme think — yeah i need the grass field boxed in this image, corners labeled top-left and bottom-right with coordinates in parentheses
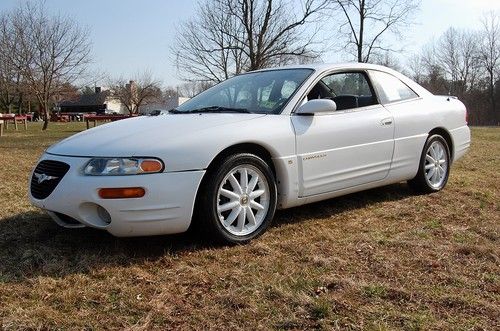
top-left (0, 123), bottom-right (498, 330)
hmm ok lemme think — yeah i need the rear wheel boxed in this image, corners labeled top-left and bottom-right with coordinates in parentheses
top-left (197, 153), bottom-right (277, 244)
top-left (408, 134), bottom-right (450, 193)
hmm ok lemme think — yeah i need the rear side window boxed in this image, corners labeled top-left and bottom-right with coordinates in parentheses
top-left (370, 70), bottom-right (418, 104)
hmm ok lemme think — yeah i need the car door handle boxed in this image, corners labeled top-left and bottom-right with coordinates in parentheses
top-left (380, 118), bottom-right (393, 126)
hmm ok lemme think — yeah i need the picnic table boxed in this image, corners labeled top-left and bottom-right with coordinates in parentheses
top-left (84, 114), bottom-right (135, 129)
top-left (0, 114), bottom-right (28, 131)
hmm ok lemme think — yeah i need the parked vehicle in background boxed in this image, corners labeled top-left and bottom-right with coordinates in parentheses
top-left (148, 109), bottom-right (169, 116)
top-left (29, 63), bottom-right (470, 244)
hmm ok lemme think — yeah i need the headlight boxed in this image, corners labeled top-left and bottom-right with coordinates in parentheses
top-left (83, 158), bottom-right (164, 176)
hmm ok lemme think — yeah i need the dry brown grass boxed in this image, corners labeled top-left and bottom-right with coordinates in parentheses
top-left (0, 123), bottom-right (498, 330)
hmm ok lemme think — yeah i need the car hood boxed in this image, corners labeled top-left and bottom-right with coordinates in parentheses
top-left (47, 113), bottom-right (266, 157)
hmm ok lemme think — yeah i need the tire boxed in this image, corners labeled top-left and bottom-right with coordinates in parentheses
top-left (408, 134), bottom-right (451, 193)
top-left (196, 153), bottom-right (277, 244)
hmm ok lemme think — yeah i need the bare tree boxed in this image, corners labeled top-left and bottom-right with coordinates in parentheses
top-left (437, 27), bottom-right (481, 98)
top-left (0, 14), bottom-right (28, 114)
top-left (479, 11), bottom-right (500, 124)
top-left (406, 43), bottom-right (449, 95)
top-left (178, 81), bottom-right (213, 98)
top-left (163, 86), bottom-right (179, 100)
top-left (173, 0), bottom-right (328, 83)
top-left (0, 53), bottom-right (21, 113)
top-left (410, 26), bottom-right (495, 125)
top-left (406, 54), bottom-right (426, 84)
top-left (109, 72), bottom-right (162, 115)
top-left (331, 0), bottom-right (420, 63)
top-left (173, 0), bottom-right (247, 83)
top-left (0, 1), bottom-right (91, 130)
top-left (372, 50), bottom-right (402, 71)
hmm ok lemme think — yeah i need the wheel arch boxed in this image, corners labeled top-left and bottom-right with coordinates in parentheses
top-left (205, 142), bottom-right (277, 177)
top-left (190, 142), bottom-right (279, 231)
top-left (194, 142), bottom-right (279, 202)
top-left (428, 127), bottom-right (454, 162)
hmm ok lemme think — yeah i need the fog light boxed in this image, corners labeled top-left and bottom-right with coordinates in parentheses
top-left (98, 187), bottom-right (145, 199)
top-left (97, 205), bottom-right (112, 225)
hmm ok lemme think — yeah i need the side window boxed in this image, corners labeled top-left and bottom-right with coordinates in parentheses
top-left (370, 71), bottom-right (418, 104)
top-left (307, 72), bottom-right (377, 111)
top-left (322, 72), bottom-right (372, 97)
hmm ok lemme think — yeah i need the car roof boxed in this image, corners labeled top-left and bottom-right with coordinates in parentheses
top-left (252, 62), bottom-right (393, 73)
top-left (251, 62), bottom-right (433, 98)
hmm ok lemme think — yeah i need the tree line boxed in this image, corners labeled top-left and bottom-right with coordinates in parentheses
top-left (0, 2), bottom-right (90, 130)
top-left (405, 12), bottom-right (500, 125)
top-left (0, 0), bottom-right (498, 128)
top-left (174, 0), bottom-right (499, 125)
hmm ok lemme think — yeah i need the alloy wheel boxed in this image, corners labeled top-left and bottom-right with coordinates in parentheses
top-left (424, 140), bottom-right (448, 189)
top-left (216, 165), bottom-right (270, 236)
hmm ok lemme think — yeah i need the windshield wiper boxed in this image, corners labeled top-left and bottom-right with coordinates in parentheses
top-left (169, 106), bottom-right (251, 114)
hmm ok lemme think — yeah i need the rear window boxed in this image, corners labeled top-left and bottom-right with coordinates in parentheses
top-left (370, 70), bottom-right (418, 104)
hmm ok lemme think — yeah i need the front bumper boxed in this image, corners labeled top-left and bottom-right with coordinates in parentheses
top-left (29, 153), bottom-right (205, 237)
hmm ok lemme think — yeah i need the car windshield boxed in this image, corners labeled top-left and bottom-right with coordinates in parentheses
top-left (173, 69), bottom-right (313, 114)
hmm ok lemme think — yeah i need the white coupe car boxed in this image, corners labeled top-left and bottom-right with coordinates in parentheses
top-left (30, 63), bottom-right (470, 244)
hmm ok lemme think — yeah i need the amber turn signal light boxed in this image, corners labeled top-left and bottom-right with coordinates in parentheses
top-left (140, 159), bottom-right (163, 173)
top-left (98, 187), bottom-right (146, 199)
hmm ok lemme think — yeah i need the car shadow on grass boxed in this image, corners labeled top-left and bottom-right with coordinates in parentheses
top-left (0, 211), bottom-right (209, 282)
top-left (0, 183), bottom-right (415, 282)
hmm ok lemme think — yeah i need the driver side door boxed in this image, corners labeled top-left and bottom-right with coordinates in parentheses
top-left (292, 71), bottom-right (395, 197)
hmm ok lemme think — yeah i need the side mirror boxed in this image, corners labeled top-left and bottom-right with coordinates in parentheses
top-left (296, 99), bottom-right (337, 115)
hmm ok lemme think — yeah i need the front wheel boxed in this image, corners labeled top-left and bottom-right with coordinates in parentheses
top-left (197, 153), bottom-right (277, 244)
top-left (408, 134), bottom-right (451, 193)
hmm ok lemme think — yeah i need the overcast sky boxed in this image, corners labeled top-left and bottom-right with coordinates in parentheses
top-left (0, 0), bottom-right (499, 87)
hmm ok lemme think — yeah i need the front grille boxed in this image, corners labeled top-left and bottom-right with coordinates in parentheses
top-left (30, 160), bottom-right (70, 199)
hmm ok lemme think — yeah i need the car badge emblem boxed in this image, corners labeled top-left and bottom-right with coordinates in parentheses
top-left (34, 173), bottom-right (58, 184)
